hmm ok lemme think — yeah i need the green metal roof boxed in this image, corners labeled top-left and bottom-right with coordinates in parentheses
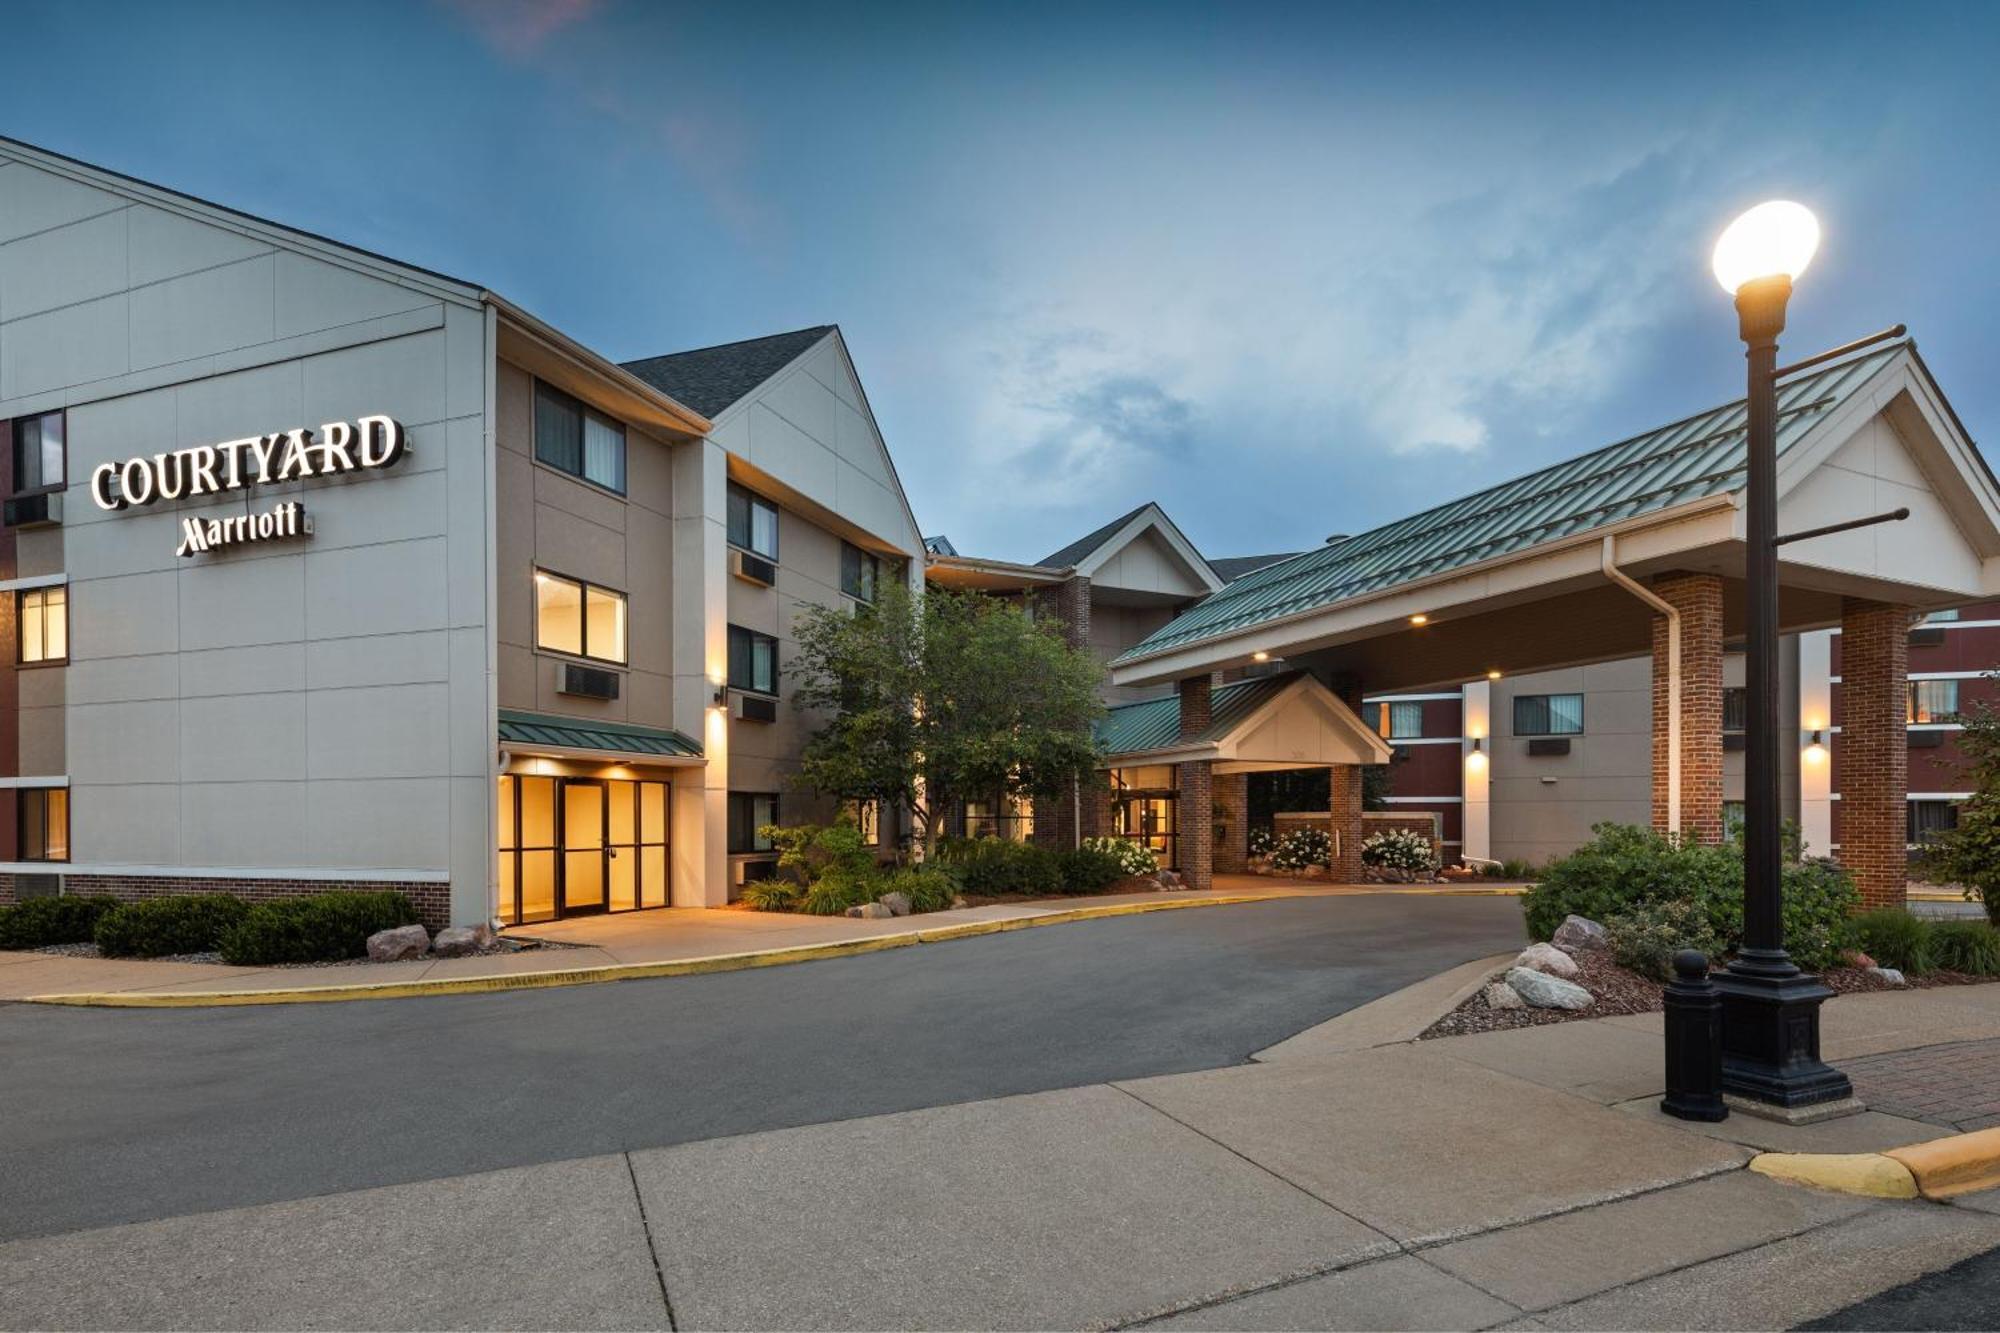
top-left (498, 709), bottom-right (703, 760)
top-left (1095, 672), bottom-right (1300, 756)
top-left (1117, 344), bottom-right (1908, 664)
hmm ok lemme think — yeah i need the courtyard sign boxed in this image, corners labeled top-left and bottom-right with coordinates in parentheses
top-left (87, 414), bottom-right (408, 558)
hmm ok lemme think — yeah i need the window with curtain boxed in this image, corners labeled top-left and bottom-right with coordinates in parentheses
top-left (1908, 800), bottom-right (1958, 845)
top-left (728, 792), bottom-right (779, 853)
top-left (19, 787), bottom-right (67, 862)
top-left (1723, 687), bottom-right (1747, 732)
top-left (726, 484), bottom-right (780, 558)
top-left (533, 380), bottom-right (625, 493)
top-left (18, 586), bottom-right (67, 664)
top-left (1909, 680), bottom-right (1960, 724)
top-left (727, 625), bottom-right (779, 694)
top-left (1386, 702), bottom-right (1423, 739)
top-left (840, 541), bottom-right (880, 602)
top-left (535, 571), bottom-right (627, 664)
top-left (844, 798), bottom-right (881, 845)
top-left (1513, 693), bottom-right (1584, 736)
top-left (1923, 609), bottom-right (1962, 623)
top-left (11, 411), bottom-right (64, 494)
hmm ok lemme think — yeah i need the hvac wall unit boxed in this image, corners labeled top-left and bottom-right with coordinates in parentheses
top-left (559, 663), bottom-right (621, 701)
top-left (733, 693), bottom-right (778, 724)
top-left (1526, 737), bottom-right (1572, 757)
top-left (731, 549), bottom-right (777, 587)
top-left (1909, 729), bottom-right (1947, 749)
top-left (2, 492), bottom-right (61, 528)
top-left (1909, 626), bottom-right (1947, 647)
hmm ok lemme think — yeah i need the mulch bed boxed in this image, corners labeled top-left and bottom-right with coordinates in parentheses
top-left (30, 936), bottom-right (561, 969)
top-left (1420, 949), bottom-right (1998, 1041)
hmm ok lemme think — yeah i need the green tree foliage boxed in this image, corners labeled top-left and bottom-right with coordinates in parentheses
top-left (789, 583), bottom-right (1105, 855)
top-left (1918, 674), bottom-right (2000, 926)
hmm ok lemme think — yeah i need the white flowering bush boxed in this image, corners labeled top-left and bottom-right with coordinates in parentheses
top-left (1271, 827), bottom-right (1333, 872)
top-left (1083, 836), bottom-right (1158, 877)
top-left (1248, 827), bottom-right (1276, 857)
top-left (1362, 828), bottom-right (1439, 873)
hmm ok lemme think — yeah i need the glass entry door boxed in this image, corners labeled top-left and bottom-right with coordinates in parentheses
top-left (498, 775), bottom-right (672, 925)
top-left (562, 780), bottom-right (608, 915)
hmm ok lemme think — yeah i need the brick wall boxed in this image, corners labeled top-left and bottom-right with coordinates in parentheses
top-left (1214, 770), bottom-right (1248, 873)
top-left (1840, 598), bottom-right (1912, 910)
top-left (0, 874), bottom-right (453, 932)
top-left (1650, 571), bottom-right (1726, 844)
top-left (1330, 765), bottom-right (1364, 881)
top-left (1177, 759), bottom-right (1213, 889)
top-left (1178, 676), bottom-right (1212, 739)
top-left (1362, 809), bottom-right (1443, 848)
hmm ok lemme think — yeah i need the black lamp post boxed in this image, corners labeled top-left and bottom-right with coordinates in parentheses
top-left (1708, 203), bottom-right (1854, 1114)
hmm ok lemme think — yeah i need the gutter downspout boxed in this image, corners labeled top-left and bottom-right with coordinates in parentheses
top-left (1601, 536), bottom-right (1680, 837)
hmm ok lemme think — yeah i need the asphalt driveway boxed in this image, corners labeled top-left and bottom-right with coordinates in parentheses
top-left (0, 893), bottom-right (1525, 1242)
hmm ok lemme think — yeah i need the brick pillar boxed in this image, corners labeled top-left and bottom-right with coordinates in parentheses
top-left (1329, 765), bottom-right (1364, 881)
top-left (1649, 571), bottom-right (1726, 844)
top-left (1178, 760), bottom-right (1213, 889)
top-left (1214, 771), bottom-right (1249, 874)
top-left (1840, 598), bottom-right (1911, 911)
top-left (1178, 675), bottom-right (1212, 739)
top-left (1082, 773), bottom-right (1112, 842)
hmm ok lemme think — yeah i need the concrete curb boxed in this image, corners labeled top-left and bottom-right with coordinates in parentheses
top-left (1251, 951), bottom-right (1520, 1061)
top-left (1750, 1126), bottom-right (2000, 1200)
top-left (20, 892), bottom-right (1294, 1009)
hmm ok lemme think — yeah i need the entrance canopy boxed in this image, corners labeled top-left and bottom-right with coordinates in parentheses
top-left (1110, 342), bottom-right (2000, 693)
top-left (1097, 672), bottom-right (1392, 772)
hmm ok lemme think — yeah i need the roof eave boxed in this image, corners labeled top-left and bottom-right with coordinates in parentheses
top-left (487, 294), bottom-right (713, 438)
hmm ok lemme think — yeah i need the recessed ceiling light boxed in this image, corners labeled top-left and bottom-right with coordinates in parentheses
top-left (1409, 614), bottom-right (1429, 626)
top-left (1252, 651), bottom-right (1270, 662)
top-left (1487, 669), bottom-right (1502, 680)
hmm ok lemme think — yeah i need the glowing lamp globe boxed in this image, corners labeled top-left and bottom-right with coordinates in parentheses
top-left (1712, 201), bottom-right (1820, 294)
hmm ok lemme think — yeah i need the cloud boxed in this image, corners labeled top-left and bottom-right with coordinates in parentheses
top-left (437, 0), bottom-right (598, 59)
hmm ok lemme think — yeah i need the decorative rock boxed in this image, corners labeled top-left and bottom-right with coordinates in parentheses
top-left (1551, 915), bottom-right (1611, 952)
top-left (1842, 949), bottom-right (1877, 970)
top-left (879, 891), bottom-right (913, 917)
top-left (845, 902), bottom-right (893, 919)
top-left (1513, 942), bottom-right (1581, 978)
top-left (1156, 871), bottom-right (1184, 891)
top-left (366, 924), bottom-right (430, 962)
top-left (1483, 982), bottom-right (1525, 1010)
top-left (950, 895), bottom-right (970, 910)
top-left (431, 926), bottom-right (484, 958)
top-left (1868, 966), bottom-right (1907, 987)
top-left (1505, 966), bottom-right (1593, 1011)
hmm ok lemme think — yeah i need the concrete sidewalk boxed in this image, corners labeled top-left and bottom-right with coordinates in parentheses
top-left (4, 983), bottom-right (1995, 1329)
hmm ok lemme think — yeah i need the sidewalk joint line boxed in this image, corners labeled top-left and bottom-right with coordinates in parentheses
top-left (624, 1151), bottom-right (678, 1332)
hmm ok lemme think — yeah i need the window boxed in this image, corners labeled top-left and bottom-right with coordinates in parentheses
top-left (1513, 693), bottom-right (1584, 736)
top-left (19, 787), bottom-right (67, 862)
top-left (1723, 687), bottom-right (1747, 732)
top-left (18, 586), bottom-right (66, 664)
top-left (964, 796), bottom-right (1034, 842)
top-left (535, 571), bottom-right (627, 664)
top-left (727, 625), bottom-right (779, 695)
top-left (1909, 680), bottom-right (1960, 724)
top-left (840, 541), bottom-right (880, 602)
top-left (1923, 609), bottom-right (1962, 623)
top-left (1722, 801), bottom-right (1746, 838)
top-left (845, 798), bottom-right (881, 846)
top-left (533, 381), bottom-right (625, 493)
top-left (728, 792), bottom-right (779, 854)
top-left (11, 412), bottom-right (64, 494)
top-left (1908, 800), bottom-right (1959, 846)
top-left (1108, 766), bottom-right (1177, 867)
top-left (726, 483), bottom-right (779, 559)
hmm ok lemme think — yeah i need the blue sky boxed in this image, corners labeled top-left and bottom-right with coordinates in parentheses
top-left (5, 1), bottom-right (1997, 563)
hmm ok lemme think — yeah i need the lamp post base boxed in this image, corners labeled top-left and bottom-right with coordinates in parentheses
top-left (1714, 965), bottom-right (1854, 1110)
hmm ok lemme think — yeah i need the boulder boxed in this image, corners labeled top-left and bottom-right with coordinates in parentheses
top-left (1483, 982), bottom-right (1525, 1010)
top-left (1156, 871), bottom-right (1184, 891)
top-left (1842, 949), bottom-right (1877, 970)
top-left (845, 902), bottom-right (893, 919)
top-left (950, 895), bottom-right (970, 910)
top-left (431, 926), bottom-right (485, 958)
top-left (1868, 966), bottom-right (1907, 987)
top-left (1513, 942), bottom-right (1581, 978)
top-left (1551, 915), bottom-right (1611, 953)
top-left (879, 891), bottom-right (913, 917)
top-left (366, 924), bottom-right (430, 962)
top-left (1505, 966), bottom-right (1593, 1011)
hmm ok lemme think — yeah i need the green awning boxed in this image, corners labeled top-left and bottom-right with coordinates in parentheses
top-left (1094, 672), bottom-right (1298, 757)
top-left (498, 708), bottom-right (703, 761)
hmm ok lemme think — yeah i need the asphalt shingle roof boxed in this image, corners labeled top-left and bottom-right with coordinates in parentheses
top-left (1094, 672), bottom-right (1299, 756)
top-left (1039, 503), bottom-right (1155, 569)
top-left (620, 326), bottom-right (834, 419)
top-left (499, 709), bottom-right (703, 760)
top-left (1208, 552), bottom-right (1300, 583)
top-left (1117, 344), bottom-right (1909, 664)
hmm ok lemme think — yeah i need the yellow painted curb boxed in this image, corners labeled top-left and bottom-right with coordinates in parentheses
top-left (1748, 1152), bottom-right (1919, 1199)
top-left (22, 892), bottom-right (1294, 1009)
top-left (1886, 1126), bottom-right (2000, 1199)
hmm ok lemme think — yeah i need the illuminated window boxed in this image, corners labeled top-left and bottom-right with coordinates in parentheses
top-left (727, 625), bottom-right (779, 694)
top-left (845, 798), bottom-right (881, 846)
top-left (1909, 680), bottom-right (1960, 724)
top-left (11, 411), bottom-right (64, 494)
top-left (534, 571), bottom-right (626, 664)
top-left (534, 380), bottom-right (625, 493)
top-left (18, 586), bottom-right (66, 664)
top-left (840, 541), bottom-right (880, 602)
top-left (1361, 701), bottom-right (1423, 739)
top-left (1514, 693), bottom-right (1584, 736)
top-left (727, 484), bottom-right (780, 559)
top-left (728, 792), bottom-right (779, 853)
top-left (19, 787), bottom-right (67, 862)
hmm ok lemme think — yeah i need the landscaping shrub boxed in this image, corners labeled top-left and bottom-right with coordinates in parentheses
top-left (1361, 828), bottom-right (1438, 875)
top-left (94, 894), bottom-right (249, 958)
top-left (0, 895), bottom-right (121, 950)
top-left (1521, 823), bottom-right (1857, 971)
top-left (1852, 909), bottom-right (1932, 973)
top-left (1057, 844), bottom-right (1129, 894)
top-left (763, 818), bottom-right (877, 885)
top-left (740, 878), bottom-right (803, 912)
top-left (798, 869), bottom-right (879, 916)
top-left (1927, 921), bottom-right (2000, 976)
top-left (936, 836), bottom-right (1065, 895)
top-left (1605, 899), bottom-right (1722, 981)
top-left (1271, 827), bottom-right (1332, 873)
top-left (217, 891), bottom-right (420, 965)
top-left (881, 864), bottom-right (959, 913)
top-left (1081, 835), bottom-right (1157, 878)
top-left (1248, 827), bottom-right (1275, 858)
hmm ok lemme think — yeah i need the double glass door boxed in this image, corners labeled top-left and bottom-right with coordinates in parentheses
top-left (498, 775), bottom-right (670, 924)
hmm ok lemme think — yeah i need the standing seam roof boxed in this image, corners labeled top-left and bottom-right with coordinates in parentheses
top-left (1094, 673), bottom-right (1300, 755)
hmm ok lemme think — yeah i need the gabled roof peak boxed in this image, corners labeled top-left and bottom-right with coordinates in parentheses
top-left (619, 325), bottom-right (836, 418)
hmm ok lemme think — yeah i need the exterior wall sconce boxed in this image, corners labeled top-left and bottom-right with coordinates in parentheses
top-left (712, 684), bottom-right (730, 708)
top-left (1803, 729), bottom-right (1828, 763)
top-left (1466, 736), bottom-right (1487, 772)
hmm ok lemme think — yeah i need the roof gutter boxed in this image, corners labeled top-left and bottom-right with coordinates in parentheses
top-left (483, 293), bottom-right (713, 437)
top-left (1601, 535), bottom-right (1679, 837)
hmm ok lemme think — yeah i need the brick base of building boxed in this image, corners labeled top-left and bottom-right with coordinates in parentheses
top-left (1214, 772), bottom-right (1249, 874)
top-left (0, 873), bottom-right (453, 933)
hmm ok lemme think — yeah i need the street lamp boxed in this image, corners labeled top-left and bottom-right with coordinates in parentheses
top-left (1708, 201), bottom-right (1854, 1116)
